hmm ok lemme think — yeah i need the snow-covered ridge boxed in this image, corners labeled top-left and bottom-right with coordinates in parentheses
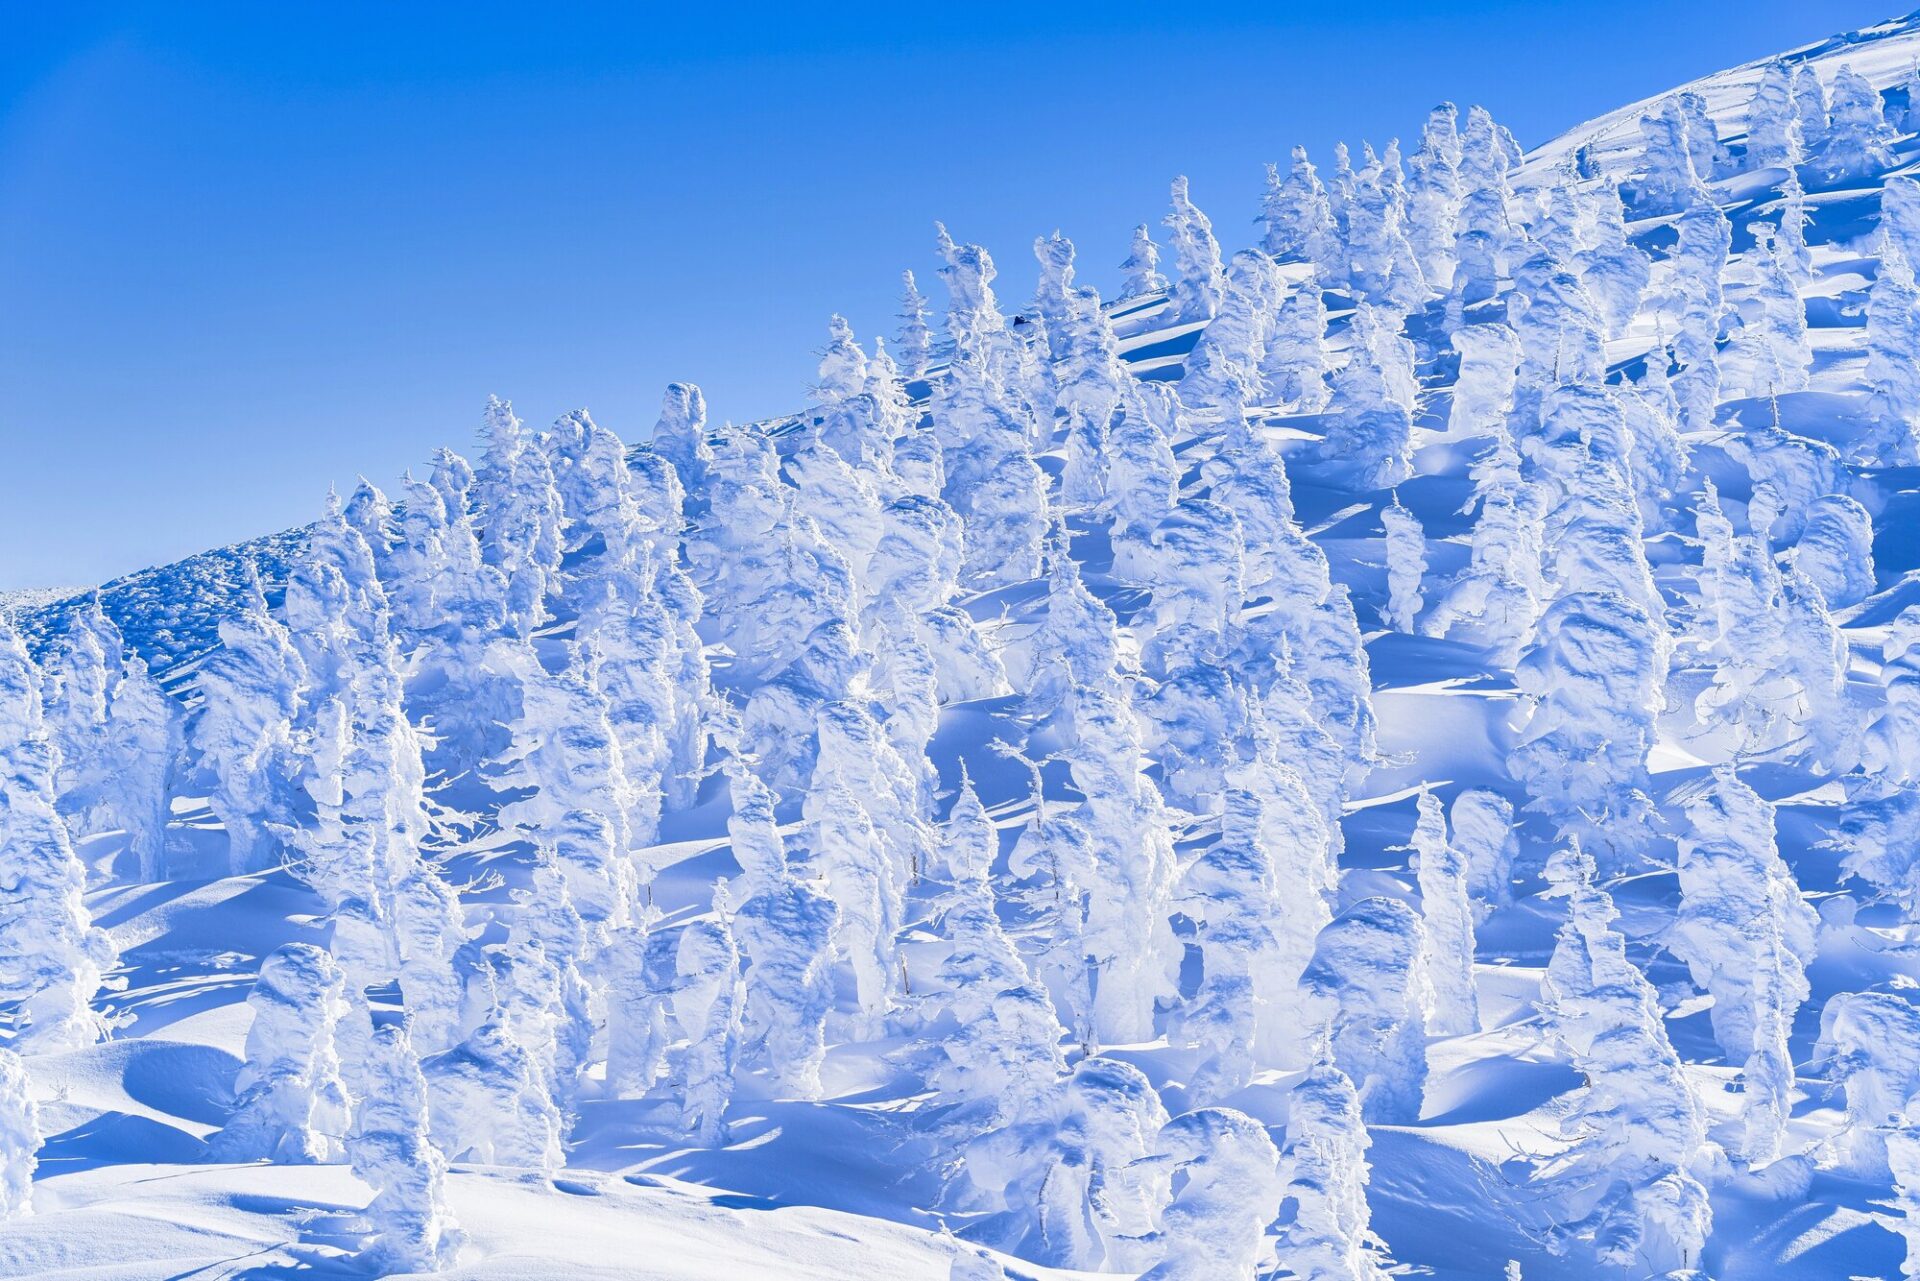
top-left (11, 8), bottom-right (1920, 1280)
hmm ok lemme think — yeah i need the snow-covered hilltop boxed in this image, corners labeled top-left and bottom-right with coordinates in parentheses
top-left (12, 10), bottom-right (1920, 1280)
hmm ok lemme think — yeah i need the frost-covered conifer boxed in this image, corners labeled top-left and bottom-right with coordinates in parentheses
top-left (1345, 140), bottom-right (1429, 309)
top-left (1721, 227), bottom-right (1812, 401)
top-left (1410, 790), bottom-right (1478, 1037)
top-left (474, 397), bottom-right (564, 638)
top-left (1301, 896), bottom-right (1431, 1123)
top-left (1424, 425), bottom-right (1543, 664)
top-left (650, 381), bottom-right (713, 493)
top-left (1020, 1056), bottom-right (1169, 1271)
top-left (1164, 176), bottom-right (1226, 323)
top-left (1538, 844), bottom-right (1709, 1271)
top-left (1792, 493), bottom-right (1875, 609)
top-left (1451, 788), bottom-right (1518, 919)
top-left (1179, 251), bottom-right (1281, 410)
top-left (1866, 606), bottom-right (1920, 786)
top-left (1868, 235), bottom-right (1920, 464)
top-left (1121, 223), bottom-right (1169, 296)
top-left (1179, 724), bottom-right (1334, 1094)
top-left (1637, 98), bottom-right (1709, 213)
top-left (1272, 1053), bottom-right (1389, 1281)
top-left (392, 868), bottom-right (470, 1058)
top-left (1059, 674), bottom-right (1180, 1045)
top-left (1405, 103), bottom-right (1463, 288)
top-left (1571, 180), bottom-right (1651, 341)
top-left (0, 1052), bottom-right (34, 1220)
top-left (1510, 590), bottom-right (1666, 864)
top-left (1793, 64), bottom-right (1830, 152)
top-left (1446, 322), bottom-right (1519, 437)
top-left (0, 619), bottom-right (116, 1051)
top-left (673, 917), bottom-right (743, 1144)
top-left (44, 599), bottom-right (182, 878)
top-left (1746, 61), bottom-right (1803, 168)
top-left (1138, 1108), bottom-right (1282, 1281)
top-left (348, 1022), bottom-right (460, 1272)
top-left (194, 572), bottom-right (307, 872)
top-left (1817, 991), bottom-right (1920, 1177)
top-left (1262, 279), bottom-right (1333, 412)
top-left (1263, 147), bottom-right (1344, 281)
top-left (1508, 254), bottom-right (1608, 431)
top-left (421, 1020), bottom-right (563, 1174)
top-left (496, 642), bottom-right (634, 934)
top-left (927, 780), bottom-right (1067, 1124)
top-left (1819, 65), bottom-right (1895, 181)
top-left (723, 766), bottom-right (839, 1101)
top-left (214, 942), bottom-right (351, 1164)
top-left (1321, 305), bottom-right (1415, 487)
top-left (1669, 768), bottom-right (1815, 1160)
top-left (494, 861), bottom-right (597, 1119)
top-left (806, 773), bottom-right (900, 1038)
top-left (1381, 495), bottom-right (1427, 633)
top-left (1092, 405), bottom-right (1174, 553)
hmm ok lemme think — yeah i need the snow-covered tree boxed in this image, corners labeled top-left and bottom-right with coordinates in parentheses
top-left (1139, 1108), bottom-right (1282, 1281)
top-left (1300, 896), bottom-right (1431, 1123)
top-left (1669, 768), bottom-right (1815, 1162)
top-left (1165, 176), bottom-right (1226, 323)
top-left (649, 381), bottom-right (713, 493)
top-left (1411, 790), bottom-right (1479, 1037)
top-left (43, 599), bottom-right (182, 878)
top-left (1447, 322), bottom-right (1518, 437)
top-left (1424, 425), bottom-right (1542, 664)
top-left (1321, 304), bottom-right (1415, 488)
top-left (1262, 147), bottom-right (1342, 279)
top-left (1121, 223), bottom-right (1169, 296)
top-left (1178, 726), bottom-right (1334, 1096)
top-left (348, 1021), bottom-right (460, 1272)
top-left (421, 1019), bottom-right (564, 1174)
top-left (1537, 844), bottom-right (1710, 1273)
top-left (1745, 61), bottom-right (1803, 169)
top-left (1027, 1055), bottom-right (1168, 1271)
top-left (214, 942), bottom-right (351, 1164)
top-left (1818, 65), bottom-right (1895, 181)
top-left (1262, 279), bottom-right (1333, 412)
top-left (1868, 233), bottom-right (1920, 464)
top-left (1637, 99), bottom-right (1708, 212)
top-left (1271, 1053), bottom-right (1390, 1281)
top-left (0, 618), bottom-right (117, 1051)
top-left (0, 1052), bottom-right (34, 1220)
top-left (474, 396), bottom-right (564, 638)
top-left (1381, 495), bottom-right (1427, 632)
top-left (1406, 103), bottom-right (1463, 288)
top-left (1816, 991), bottom-right (1920, 1177)
top-left (1793, 64), bottom-right (1831, 154)
top-left (192, 571), bottom-right (306, 875)
top-left (1509, 590), bottom-right (1666, 865)
top-left (673, 916), bottom-right (743, 1144)
top-left (1451, 788), bottom-right (1518, 919)
top-left (1721, 226), bottom-right (1812, 401)
top-left (1792, 493), bottom-right (1875, 609)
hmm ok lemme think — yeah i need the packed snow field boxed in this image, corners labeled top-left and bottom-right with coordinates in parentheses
top-left (15, 11), bottom-right (1920, 1280)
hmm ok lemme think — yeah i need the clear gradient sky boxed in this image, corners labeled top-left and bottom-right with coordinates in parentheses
top-left (0, 1), bottom-right (1897, 589)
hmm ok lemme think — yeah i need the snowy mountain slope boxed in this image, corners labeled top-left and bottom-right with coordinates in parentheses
top-left (15, 8), bottom-right (1920, 1281)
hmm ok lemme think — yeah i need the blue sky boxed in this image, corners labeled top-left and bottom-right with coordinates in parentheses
top-left (0, 1), bottom-right (1894, 588)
